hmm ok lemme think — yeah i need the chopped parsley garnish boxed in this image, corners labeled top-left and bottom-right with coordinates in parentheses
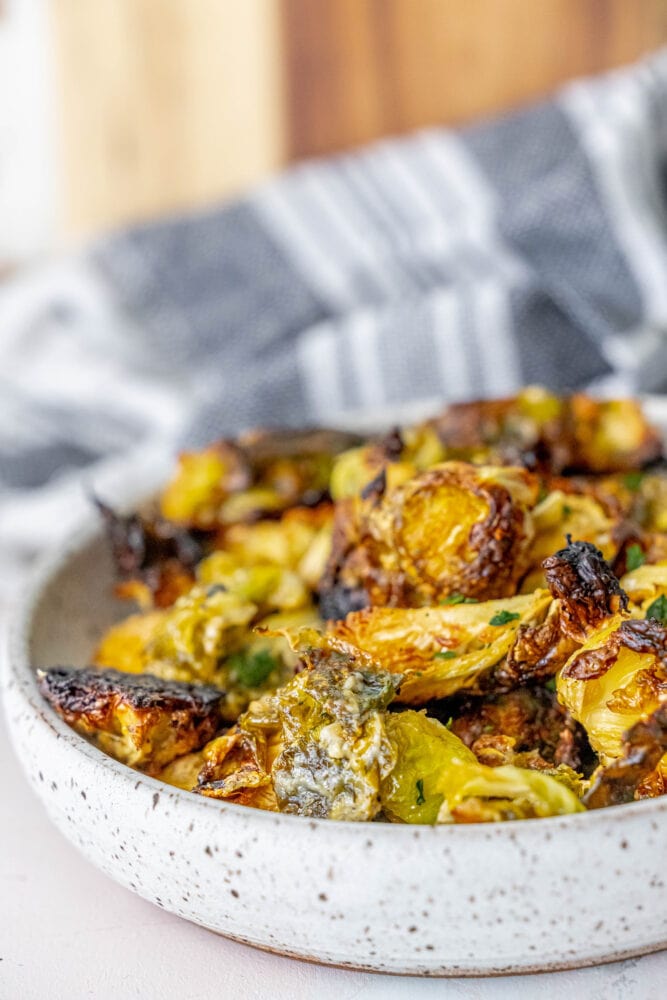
top-left (227, 648), bottom-right (277, 688)
top-left (482, 724), bottom-right (494, 733)
top-left (624, 471), bottom-right (645, 492)
top-left (562, 504), bottom-right (572, 518)
top-left (434, 650), bottom-right (457, 660)
top-left (626, 544), bottom-right (646, 572)
top-left (441, 593), bottom-right (478, 605)
top-left (415, 778), bottom-right (426, 805)
top-left (488, 610), bottom-right (520, 627)
top-left (445, 716), bottom-right (454, 730)
top-left (646, 594), bottom-right (667, 626)
top-left (545, 678), bottom-right (557, 693)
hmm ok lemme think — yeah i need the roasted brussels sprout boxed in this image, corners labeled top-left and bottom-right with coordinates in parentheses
top-left (428, 389), bottom-right (662, 474)
top-left (380, 711), bottom-right (584, 824)
top-left (428, 386), bottom-right (566, 470)
top-left (195, 725), bottom-right (282, 811)
top-left (160, 428), bottom-right (362, 528)
top-left (94, 609), bottom-right (166, 675)
top-left (38, 667), bottom-right (223, 774)
top-left (566, 395), bottom-right (662, 474)
top-left (330, 425), bottom-right (445, 500)
top-left (322, 462), bottom-right (539, 610)
top-left (220, 505), bottom-right (334, 589)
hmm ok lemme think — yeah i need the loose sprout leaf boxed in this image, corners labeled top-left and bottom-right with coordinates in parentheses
top-left (269, 658), bottom-right (400, 820)
top-left (51, 390), bottom-right (667, 823)
top-left (324, 461), bottom-right (539, 610)
top-left (38, 667), bottom-right (222, 774)
top-left (317, 590), bottom-right (553, 702)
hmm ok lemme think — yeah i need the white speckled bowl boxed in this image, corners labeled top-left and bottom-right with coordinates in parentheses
top-left (5, 399), bottom-right (667, 976)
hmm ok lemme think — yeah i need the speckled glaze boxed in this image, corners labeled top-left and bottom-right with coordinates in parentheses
top-left (4, 399), bottom-right (667, 976)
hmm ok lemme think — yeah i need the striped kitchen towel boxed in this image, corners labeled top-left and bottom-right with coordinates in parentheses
top-left (2, 48), bottom-right (667, 568)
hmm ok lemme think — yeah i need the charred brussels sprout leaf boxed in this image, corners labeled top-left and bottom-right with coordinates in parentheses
top-left (543, 537), bottom-right (628, 641)
top-left (198, 655), bottom-right (401, 821)
top-left (38, 666), bottom-right (222, 774)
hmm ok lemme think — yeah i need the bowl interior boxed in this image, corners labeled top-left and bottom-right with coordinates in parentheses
top-left (30, 534), bottom-right (128, 669)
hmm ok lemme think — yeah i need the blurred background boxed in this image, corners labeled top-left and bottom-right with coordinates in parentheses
top-left (3, 0), bottom-right (666, 267)
top-left (3, 0), bottom-right (667, 566)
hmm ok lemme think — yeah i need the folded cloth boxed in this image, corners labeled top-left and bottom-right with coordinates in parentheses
top-left (2, 49), bottom-right (667, 576)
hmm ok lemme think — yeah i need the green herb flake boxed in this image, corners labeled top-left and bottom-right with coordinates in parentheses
top-left (646, 594), bottom-right (667, 626)
top-left (626, 543), bottom-right (646, 572)
top-left (562, 504), bottom-right (572, 518)
top-left (545, 678), bottom-right (557, 693)
top-left (488, 610), bottom-right (521, 627)
top-left (415, 778), bottom-right (426, 806)
top-left (434, 650), bottom-right (457, 660)
top-left (482, 724), bottom-right (495, 734)
top-left (227, 648), bottom-right (277, 688)
top-left (445, 716), bottom-right (454, 730)
top-left (440, 593), bottom-right (478, 606)
top-left (624, 471), bottom-right (645, 492)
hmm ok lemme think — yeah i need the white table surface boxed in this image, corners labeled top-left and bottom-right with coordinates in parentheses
top-left (2, 612), bottom-right (666, 1000)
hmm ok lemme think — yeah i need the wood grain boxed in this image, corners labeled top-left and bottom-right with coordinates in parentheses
top-left (282, 0), bottom-right (667, 159)
top-left (52, 0), bottom-right (286, 238)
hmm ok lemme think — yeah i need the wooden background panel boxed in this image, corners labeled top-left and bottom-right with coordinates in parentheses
top-left (53, 0), bottom-right (285, 238)
top-left (282, 0), bottom-right (667, 159)
top-left (52, 0), bottom-right (667, 239)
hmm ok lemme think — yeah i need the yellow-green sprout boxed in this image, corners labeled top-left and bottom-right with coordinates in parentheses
top-left (381, 711), bottom-right (584, 823)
